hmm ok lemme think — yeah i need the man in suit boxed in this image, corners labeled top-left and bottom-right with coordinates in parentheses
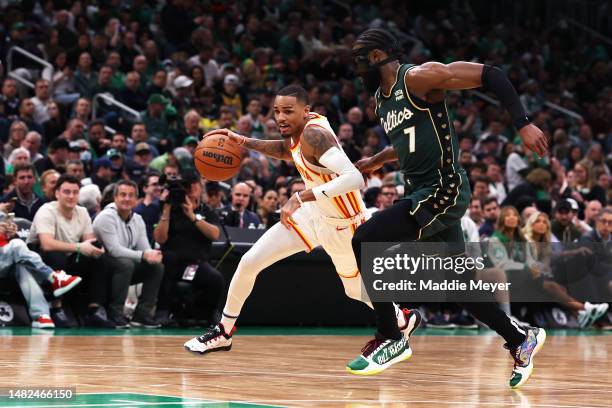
top-left (220, 182), bottom-right (260, 229)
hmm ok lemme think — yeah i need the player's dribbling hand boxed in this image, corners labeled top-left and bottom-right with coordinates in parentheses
top-left (280, 194), bottom-right (300, 230)
top-left (519, 124), bottom-right (548, 157)
top-left (203, 128), bottom-right (246, 146)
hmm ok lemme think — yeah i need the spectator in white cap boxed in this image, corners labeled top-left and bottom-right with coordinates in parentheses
top-left (216, 73), bottom-right (243, 116)
top-left (172, 75), bottom-right (194, 118)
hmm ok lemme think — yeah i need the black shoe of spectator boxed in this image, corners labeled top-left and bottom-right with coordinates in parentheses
top-left (156, 310), bottom-right (179, 328)
top-left (85, 307), bottom-right (116, 328)
top-left (130, 315), bottom-right (161, 328)
top-left (109, 312), bottom-right (130, 329)
top-left (50, 307), bottom-right (77, 328)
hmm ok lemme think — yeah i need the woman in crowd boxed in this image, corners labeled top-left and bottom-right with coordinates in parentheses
top-left (257, 189), bottom-right (279, 228)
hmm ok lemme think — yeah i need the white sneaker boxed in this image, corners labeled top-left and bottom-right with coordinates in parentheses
top-left (590, 302), bottom-right (609, 324)
top-left (578, 302), bottom-right (601, 328)
top-left (32, 314), bottom-right (55, 329)
top-left (184, 323), bottom-right (235, 354)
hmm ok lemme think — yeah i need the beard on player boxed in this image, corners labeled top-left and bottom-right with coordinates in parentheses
top-left (273, 94), bottom-right (310, 139)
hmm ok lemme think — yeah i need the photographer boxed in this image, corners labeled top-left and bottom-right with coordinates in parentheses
top-left (154, 174), bottom-right (225, 325)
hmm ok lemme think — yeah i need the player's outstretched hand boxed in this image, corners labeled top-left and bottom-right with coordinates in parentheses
top-left (203, 128), bottom-right (246, 146)
top-left (355, 157), bottom-right (383, 174)
top-left (519, 124), bottom-right (548, 157)
top-left (280, 193), bottom-right (301, 230)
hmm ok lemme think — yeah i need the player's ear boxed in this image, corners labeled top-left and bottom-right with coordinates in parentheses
top-left (304, 104), bottom-right (310, 117)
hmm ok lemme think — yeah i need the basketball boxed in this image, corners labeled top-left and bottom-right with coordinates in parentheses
top-left (194, 134), bottom-right (242, 181)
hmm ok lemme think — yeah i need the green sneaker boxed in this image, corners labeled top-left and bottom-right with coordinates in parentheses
top-left (346, 334), bottom-right (412, 375)
top-left (506, 327), bottom-right (546, 388)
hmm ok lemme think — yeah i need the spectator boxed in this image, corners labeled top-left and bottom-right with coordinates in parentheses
top-left (379, 184), bottom-right (398, 210)
top-left (6, 147), bottom-right (31, 174)
top-left (523, 211), bottom-right (608, 328)
top-left (145, 69), bottom-right (170, 99)
top-left (126, 143), bottom-right (153, 183)
top-left (81, 158), bottom-right (113, 192)
top-left (72, 98), bottom-right (92, 123)
top-left (4, 121), bottom-right (28, 160)
top-left (216, 74), bottom-right (243, 116)
top-left (60, 118), bottom-right (86, 142)
top-left (205, 181), bottom-right (223, 211)
top-left (40, 170), bottom-right (60, 202)
top-left (74, 52), bottom-right (98, 97)
top-left (221, 182), bottom-right (261, 229)
top-left (257, 189), bottom-right (279, 228)
top-left (1, 78), bottom-right (20, 118)
top-left (141, 94), bottom-right (170, 143)
top-left (65, 159), bottom-right (85, 181)
top-left (0, 164), bottom-right (45, 221)
top-left (551, 199), bottom-right (582, 243)
top-left (486, 162), bottom-right (507, 203)
top-left (87, 65), bottom-right (115, 98)
top-left (78, 184), bottom-right (101, 219)
top-left (42, 101), bottom-right (65, 143)
top-left (21, 131), bottom-right (44, 164)
top-left (480, 197), bottom-right (500, 238)
top-left (31, 79), bottom-right (52, 124)
top-left (126, 123), bottom-right (159, 158)
top-left (154, 174), bottom-right (224, 325)
top-left (93, 180), bottom-right (164, 328)
top-left (120, 71), bottom-right (147, 111)
top-left (111, 132), bottom-right (128, 155)
top-left (472, 176), bottom-right (491, 201)
top-left (28, 175), bottom-right (112, 328)
top-left (242, 99), bottom-right (265, 139)
top-left (571, 160), bottom-right (606, 205)
top-left (503, 168), bottom-right (552, 211)
top-left (578, 209), bottom-right (612, 304)
top-left (134, 173), bottom-right (162, 245)
top-left (183, 110), bottom-right (202, 140)
top-left (0, 218), bottom-right (82, 328)
top-left (505, 141), bottom-right (529, 192)
top-left (469, 197), bottom-right (483, 227)
top-left (583, 200), bottom-right (603, 230)
top-left (188, 44), bottom-right (219, 87)
top-left (337, 123), bottom-right (361, 163)
top-left (87, 120), bottom-right (111, 158)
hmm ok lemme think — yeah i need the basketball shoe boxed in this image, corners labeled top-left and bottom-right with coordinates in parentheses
top-left (51, 270), bottom-right (82, 298)
top-left (346, 334), bottom-right (412, 375)
top-left (506, 327), bottom-right (546, 388)
top-left (184, 323), bottom-right (236, 354)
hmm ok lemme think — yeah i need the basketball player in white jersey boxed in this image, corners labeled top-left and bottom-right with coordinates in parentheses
top-left (184, 85), bottom-right (421, 357)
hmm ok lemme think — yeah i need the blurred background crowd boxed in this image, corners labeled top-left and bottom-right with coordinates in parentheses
top-left (0, 0), bottom-right (610, 330)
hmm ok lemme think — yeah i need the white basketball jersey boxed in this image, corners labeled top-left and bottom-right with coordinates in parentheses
top-left (290, 113), bottom-right (365, 220)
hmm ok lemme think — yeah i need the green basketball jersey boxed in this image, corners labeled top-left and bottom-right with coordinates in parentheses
top-left (375, 63), bottom-right (471, 240)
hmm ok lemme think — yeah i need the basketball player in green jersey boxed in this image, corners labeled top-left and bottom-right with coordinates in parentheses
top-left (347, 29), bottom-right (548, 387)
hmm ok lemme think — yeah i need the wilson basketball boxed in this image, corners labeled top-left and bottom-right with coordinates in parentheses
top-left (194, 134), bottom-right (242, 181)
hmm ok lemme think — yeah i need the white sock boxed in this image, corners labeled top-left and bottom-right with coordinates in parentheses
top-left (500, 302), bottom-right (511, 316)
top-left (394, 303), bottom-right (406, 328)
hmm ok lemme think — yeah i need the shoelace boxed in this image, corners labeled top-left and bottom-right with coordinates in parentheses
top-left (361, 338), bottom-right (385, 356)
top-left (197, 327), bottom-right (222, 344)
top-left (54, 270), bottom-right (68, 283)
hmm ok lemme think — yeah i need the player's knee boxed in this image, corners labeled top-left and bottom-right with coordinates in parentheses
top-left (237, 250), bottom-right (264, 273)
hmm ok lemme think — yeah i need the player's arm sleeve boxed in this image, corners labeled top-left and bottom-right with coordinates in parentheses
top-left (311, 146), bottom-right (365, 201)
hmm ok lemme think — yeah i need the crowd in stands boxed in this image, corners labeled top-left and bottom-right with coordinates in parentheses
top-left (0, 1), bottom-right (610, 329)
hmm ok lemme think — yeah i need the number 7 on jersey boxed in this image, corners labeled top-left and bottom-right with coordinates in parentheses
top-left (403, 126), bottom-right (416, 153)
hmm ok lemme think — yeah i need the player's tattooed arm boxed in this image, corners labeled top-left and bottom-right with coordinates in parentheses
top-left (242, 138), bottom-right (293, 160)
top-left (301, 126), bottom-right (337, 165)
top-left (203, 129), bottom-right (292, 160)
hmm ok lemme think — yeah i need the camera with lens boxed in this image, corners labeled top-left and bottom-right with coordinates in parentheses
top-left (159, 174), bottom-right (190, 208)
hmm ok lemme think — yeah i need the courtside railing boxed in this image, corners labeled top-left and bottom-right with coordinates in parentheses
top-left (6, 46), bottom-right (53, 89)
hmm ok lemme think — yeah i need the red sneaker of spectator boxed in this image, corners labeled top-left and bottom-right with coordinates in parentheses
top-left (51, 270), bottom-right (82, 298)
top-left (32, 314), bottom-right (55, 329)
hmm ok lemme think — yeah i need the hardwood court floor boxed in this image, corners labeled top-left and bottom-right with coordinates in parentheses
top-left (0, 328), bottom-right (611, 407)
